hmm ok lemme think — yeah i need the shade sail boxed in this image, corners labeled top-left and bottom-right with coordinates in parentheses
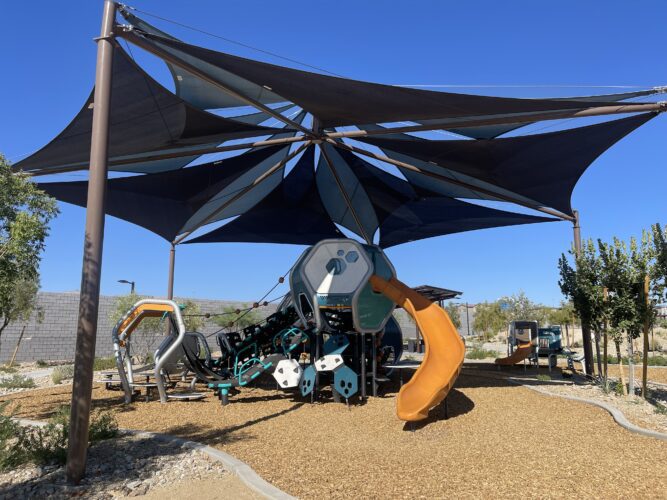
top-left (327, 147), bottom-right (556, 247)
top-left (15, 47), bottom-right (285, 175)
top-left (187, 144), bottom-right (555, 247)
top-left (129, 31), bottom-right (625, 129)
top-left (37, 145), bottom-right (287, 240)
top-left (438, 89), bottom-right (658, 139)
top-left (357, 113), bottom-right (656, 216)
top-left (186, 147), bottom-right (345, 245)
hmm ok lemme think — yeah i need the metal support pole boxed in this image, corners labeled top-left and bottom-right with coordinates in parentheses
top-left (465, 303), bottom-right (471, 338)
top-left (572, 210), bottom-right (595, 377)
top-left (360, 333), bottom-right (367, 399)
top-left (66, 0), bottom-right (116, 484)
top-left (167, 243), bottom-right (176, 300)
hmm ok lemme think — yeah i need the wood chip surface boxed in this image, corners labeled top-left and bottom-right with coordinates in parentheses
top-left (3, 365), bottom-right (667, 499)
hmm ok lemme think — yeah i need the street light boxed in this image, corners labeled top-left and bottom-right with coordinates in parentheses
top-left (117, 279), bottom-right (135, 294)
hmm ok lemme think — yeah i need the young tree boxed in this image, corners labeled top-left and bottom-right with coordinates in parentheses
top-left (0, 155), bottom-right (58, 349)
top-left (443, 302), bottom-right (462, 330)
top-left (213, 304), bottom-right (265, 332)
top-left (547, 301), bottom-right (576, 346)
top-left (559, 239), bottom-right (605, 376)
top-left (473, 301), bottom-right (506, 341)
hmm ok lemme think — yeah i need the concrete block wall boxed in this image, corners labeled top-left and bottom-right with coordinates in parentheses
top-left (0, 292), bottom-right (275, 363)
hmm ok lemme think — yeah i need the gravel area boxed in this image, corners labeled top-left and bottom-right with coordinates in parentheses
top-left (0, 432), bottom-right (259, 499)
top-left (2, 366), bottom-right (667, 499)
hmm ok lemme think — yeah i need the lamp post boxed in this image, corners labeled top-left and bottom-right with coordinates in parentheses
top-left (118, 279), bottom-right (135, 294)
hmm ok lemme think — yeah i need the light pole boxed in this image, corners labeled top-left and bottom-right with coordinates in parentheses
top-left (118, 279), bottom-right (135, 294)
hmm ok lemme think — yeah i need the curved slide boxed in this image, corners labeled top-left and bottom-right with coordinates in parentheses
top-left (495, 342), bottom-right (532, 366)
top-left (370, 275), bottom-right (465, 422)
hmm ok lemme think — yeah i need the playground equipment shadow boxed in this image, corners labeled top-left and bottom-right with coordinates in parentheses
top-left (3, 368), bottom-right (667, 499)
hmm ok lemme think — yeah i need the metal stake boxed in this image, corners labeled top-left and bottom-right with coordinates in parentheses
top-left (167, 243), bottom-right (176, 299)
top-left (66, 0), bottom-right (116, 484)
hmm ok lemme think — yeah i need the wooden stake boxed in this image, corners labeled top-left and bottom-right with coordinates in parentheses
top-left (642, 275), bottom-right (650, 399)
top-left (8, 325), bottom-right (26, 368)
top-left (603, 288), bottom-right (608, 389)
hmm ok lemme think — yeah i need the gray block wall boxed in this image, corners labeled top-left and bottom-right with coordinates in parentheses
top-left (0, 292), bottom-right (275, 363)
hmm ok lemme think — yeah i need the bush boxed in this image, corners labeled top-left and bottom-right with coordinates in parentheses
top-left (654, 401), bottom-right (667, 416)
top-left (51, 365), bottom-right (74, 385)
top-left (0, 366), bottom-right (17, 374)
top-left (537, 374), bottom-right (552, 381)
top-left (0, 374), bottom-right (36, 390)
top-left (466, 344), bottom-right (497, 360)
top-left (93, 357), bottom-right (117, 371)
top-left (0, 402), bottom-right (23, 470)
top-left (0, 404), bottom-right (119, 469)
top-left (36, 360), bottom-right (49, 368)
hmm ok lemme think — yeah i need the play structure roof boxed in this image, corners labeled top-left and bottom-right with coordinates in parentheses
top-left (24, 9), bottom-right (664, 248)
top-left (412, 286), bottom-right (462, 302)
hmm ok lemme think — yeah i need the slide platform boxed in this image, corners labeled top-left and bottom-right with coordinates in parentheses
top-left (370, 275), bottom-right (465, 422)
top-left (495, 342), bottom-right (532, 365)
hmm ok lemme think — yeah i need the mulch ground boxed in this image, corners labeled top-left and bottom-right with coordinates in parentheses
top-left (3, 364), bottom-right (667, 499)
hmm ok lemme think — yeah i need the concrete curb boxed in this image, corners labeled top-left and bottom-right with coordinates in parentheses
top-left (16, 419), bottom-right (295, 500)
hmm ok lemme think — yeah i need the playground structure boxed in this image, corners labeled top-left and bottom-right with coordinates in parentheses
top-left (496, 321), bottom-right (568, 370)
top-left (111, 239), bottom-right (465, 422)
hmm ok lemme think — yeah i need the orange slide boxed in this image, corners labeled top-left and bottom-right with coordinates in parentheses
top-left (495, 342), bottom-right (532, 365)
top-left (370, 275), bottom-right (465, 422)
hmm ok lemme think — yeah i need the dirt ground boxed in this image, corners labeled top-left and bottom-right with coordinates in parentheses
top-left (3, 363), bottom-right (667, 499)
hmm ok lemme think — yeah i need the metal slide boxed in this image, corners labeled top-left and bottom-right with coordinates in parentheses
top-left (495, 342), bottom-right (532, 366)
top-left (370, 275), bottom-right (465, 422)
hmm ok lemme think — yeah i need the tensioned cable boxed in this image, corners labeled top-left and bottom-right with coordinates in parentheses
top-left (119, 4), bottom-right (344, 77)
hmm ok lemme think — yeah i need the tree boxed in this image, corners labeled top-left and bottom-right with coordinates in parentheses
top-left (473, 301), bottom-right (506, 341)
top-left (559, 239), bottom-right (606, 377)
top-left (0, 155), bottom-right (58, 348)
top-left (443, 302), bottom-right (462, 330)
top-left (213, 304), bottom-right (265, 332)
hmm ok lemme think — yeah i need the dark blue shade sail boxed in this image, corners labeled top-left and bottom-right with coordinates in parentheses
top-left (15, 48), bottom-right (285, 175)
top-left (329, 148), bottom-right (557, 247)
top-left (37, 145), bottom-right (287, 241)
top-left (357, 113), bottom-right (656, 216)
top-left (186, 147), bottom-right (345, 245)
top-left (132, 31), bottom-right (625, 129)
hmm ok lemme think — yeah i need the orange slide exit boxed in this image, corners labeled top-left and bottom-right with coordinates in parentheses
top-left (495, 342), bottom-right (532, 366)
top-left (370, 275), bottom-right (465, 422)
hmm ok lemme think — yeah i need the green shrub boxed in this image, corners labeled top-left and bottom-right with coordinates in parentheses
top-left (89, 411), bottom-right (119, 441)
top-left (0, 402), bottom-right (23, 470)
top-left (466, 344), bottom-right (497, 360)
top-left (0, 366), bottom-right (17, 374)
top-left (654, 401), bottom-right (667, 416)
top-left (537, 374), bottom-right (552, 381)
top-left (51, 365), bottom-right (74, 385)
top-left (612, 380), bottom-right (626, 396)
top-left (0, 375), bottom-right (36, 390)
top-left (36, 360), bottom-right (49, 368)
top-left (1, 404), bottom-right (119, 468)
top-left (93, 357), bottom-right (117, 371)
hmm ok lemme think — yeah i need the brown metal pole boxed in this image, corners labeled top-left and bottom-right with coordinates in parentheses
top-left (572, 210), bottom-right (594, 377)
top-left (167, 243), bottom-right (176, 300)
top-left (642, 275), bottom-right (650, 398)
top-left (66, 0), bottom-right (116, 484)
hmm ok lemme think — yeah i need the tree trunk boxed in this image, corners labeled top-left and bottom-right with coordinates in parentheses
top-left (615, 340), bottom-right (628, 396)
top-left (603, 329), bottom-right (608, 389)
top-left (565, 323), bottom-right (570, 348)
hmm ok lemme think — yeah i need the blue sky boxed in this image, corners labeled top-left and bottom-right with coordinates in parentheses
top-left (1, 1), bottom-right (666, 305)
